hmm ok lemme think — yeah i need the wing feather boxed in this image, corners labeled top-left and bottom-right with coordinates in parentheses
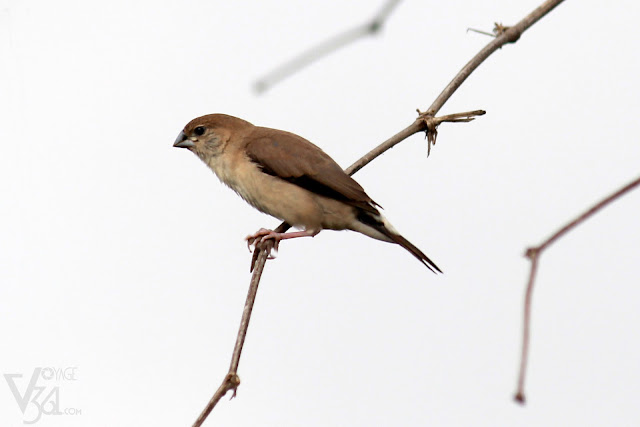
top-left (245, 127), bottom-right (378, 213)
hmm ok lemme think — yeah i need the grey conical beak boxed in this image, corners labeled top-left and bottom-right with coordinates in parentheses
top-left (173, 131), bottom-right (195, 148)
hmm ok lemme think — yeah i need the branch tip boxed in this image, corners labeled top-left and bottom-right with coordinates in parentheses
top-left (467, 22), bottom-right (511, 39)
top-left (467, 27), bottom-right (497, 38)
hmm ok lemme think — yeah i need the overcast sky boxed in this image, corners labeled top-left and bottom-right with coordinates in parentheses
top-left (1, 1), bottom-right (639, 426)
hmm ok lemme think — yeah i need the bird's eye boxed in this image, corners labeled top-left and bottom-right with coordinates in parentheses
top-left (193, 126), bottom-right (206, 136)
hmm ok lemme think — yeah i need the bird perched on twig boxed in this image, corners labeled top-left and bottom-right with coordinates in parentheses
top-left (173, 114), bottom-right (441, 273)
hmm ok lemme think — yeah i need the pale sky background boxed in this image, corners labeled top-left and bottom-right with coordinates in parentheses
top-left (1, 1), bottom-right (639, 426)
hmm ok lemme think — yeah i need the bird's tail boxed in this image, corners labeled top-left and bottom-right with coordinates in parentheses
top-left (355, 210), bottom-right (442, 273)
top-left (383, 231), bottom-right (442, 274)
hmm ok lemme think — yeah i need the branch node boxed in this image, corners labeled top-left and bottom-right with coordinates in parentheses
top-left (416, 109), bottom-right (486, 156)
top-left (226, 373), bottom-right (241, 399)
top-left (368, 20), bottom-right (383, 34)
top-left (467, 22), bottom-right (519, 45)
top-left (497, 23), bottom-right (522, 44)
top-left (524, 247), bottom-right (538, 259)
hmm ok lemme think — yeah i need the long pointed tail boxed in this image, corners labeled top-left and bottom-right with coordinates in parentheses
top-left (385, 232), bottom-right (442, 273)
top-left (356, 210), bottom-right (442, 273)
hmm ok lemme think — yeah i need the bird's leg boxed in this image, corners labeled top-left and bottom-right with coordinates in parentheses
top-left (245, 228), bottom-right (319, 258)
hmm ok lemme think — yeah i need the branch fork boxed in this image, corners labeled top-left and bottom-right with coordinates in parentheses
top-left (514, 174), bottom-right (640, 404)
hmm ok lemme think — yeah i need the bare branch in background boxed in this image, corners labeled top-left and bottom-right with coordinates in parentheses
top-left (253, 0), bottom-right (402, 94)
top-left (196, 0), bottom-right (566, 424)
top-left (514, 174), bottom-right (640, 404)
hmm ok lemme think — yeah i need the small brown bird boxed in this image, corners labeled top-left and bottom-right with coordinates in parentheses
top-left (174, 114), bottom-right (441, 273)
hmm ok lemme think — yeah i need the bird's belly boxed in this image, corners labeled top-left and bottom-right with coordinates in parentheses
top-left (232, 171), bottom-right (324, 230)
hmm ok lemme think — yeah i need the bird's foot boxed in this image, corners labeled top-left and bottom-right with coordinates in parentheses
top-left (246, 228), bottom-right (281, 259)
top-left (246, 228), bottom-right (319, 261)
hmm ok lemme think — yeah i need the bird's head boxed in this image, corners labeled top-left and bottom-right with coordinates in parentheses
top-left (173, 114), bottom-right (254, 159)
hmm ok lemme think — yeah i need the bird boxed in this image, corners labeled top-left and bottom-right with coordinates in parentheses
top-left (173, 114), bottom-right (441, 273)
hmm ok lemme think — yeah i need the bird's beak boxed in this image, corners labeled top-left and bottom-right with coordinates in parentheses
top-left (173, 131), bottom-right (195, 149)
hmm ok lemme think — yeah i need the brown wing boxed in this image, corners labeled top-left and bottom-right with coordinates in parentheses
top-left (245, 127), bottom-right (379, 213)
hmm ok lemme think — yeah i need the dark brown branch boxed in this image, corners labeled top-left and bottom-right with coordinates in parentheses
top-left (514, 174), bottom-right (640, 404)
top-left (196, 0), bottom-right (566, 424)
top-left (253, 0), bottom-right (402, 94)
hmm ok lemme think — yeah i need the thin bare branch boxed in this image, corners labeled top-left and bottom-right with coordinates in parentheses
top-left (348, 0), bottom-right (565, 170)
top-left (193, 249), bottom-right (270, 427)
top-left (253, 0), bottom-right (402, 94)
top-left (539, 177), bottom-right (640, 252)
top-left (514, 248), bottom-right (539, 404)
top-left (514, 174), bottom-right (640, 404)
top-left (371, 0), bottom-right (402, 25)
top-left (196, 0), bottom-right (566, 423)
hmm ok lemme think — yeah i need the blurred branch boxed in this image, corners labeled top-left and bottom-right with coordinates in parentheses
top-left (196, 0), bottom-right (566, 424)
top-left (514, 174), bottom-right (640, 404)
top-left (253, 0), bottom-right (402, 94)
